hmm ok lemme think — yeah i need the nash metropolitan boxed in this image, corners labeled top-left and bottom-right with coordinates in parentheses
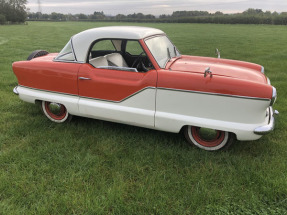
top-left (12, 26), bottom-right (278, 151)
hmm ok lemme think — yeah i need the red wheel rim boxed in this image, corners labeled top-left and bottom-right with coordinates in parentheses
top-left (191, 127), bottom-right (225, 147)
top-left (44, 102), bottom-right (67, 120)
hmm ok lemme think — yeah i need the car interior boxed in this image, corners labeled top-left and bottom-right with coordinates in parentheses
top-left (88, 39), bottom-right (154, 72)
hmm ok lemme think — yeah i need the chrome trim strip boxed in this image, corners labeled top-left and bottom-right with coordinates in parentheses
top-left (18, 85), bottom-right (270, 103)
top-left (267, 77), bottom-right (271, 85)
top-left (254, 107), bottom-right (279, 135)
top-left (261, 66), bottom-right (265, 74)
top-left (53, 59), bottom-right (79, 63)
top-left (13, 86), bottom-right (19, 95)
top-left (97, 66), bottom-right (138, 73)
top-left (19, 85), bottom-right (78, 97)
top-left (70, 37), bottom-right (78, 62)
top-left (18, 85), bottom-right (156, 103)
top-left (157, 87), bottom-right (270, 101)
top-left (80, 87), bottom-right (156, 103)
top-left (79, 77), bottom-right (91, 80)
top-left (270, 86), bottom-right (277, 106)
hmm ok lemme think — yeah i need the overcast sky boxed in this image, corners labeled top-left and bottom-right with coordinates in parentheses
top-left (27, 0), bottom-right (287, 16)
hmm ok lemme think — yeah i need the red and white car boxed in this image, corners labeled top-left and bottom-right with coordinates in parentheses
top-left (12, 26), bottom-right (278, 150)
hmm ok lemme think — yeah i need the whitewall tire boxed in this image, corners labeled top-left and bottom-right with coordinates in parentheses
top-left (41, 101), bottom-right (72, 123)
top-left (184, 126), bottom-right (234, 151)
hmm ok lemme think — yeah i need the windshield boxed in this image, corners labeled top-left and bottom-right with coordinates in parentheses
top-left (145, 35), bottom-right (180, 68)
top-left (55, 40), bottom-right (75, 61)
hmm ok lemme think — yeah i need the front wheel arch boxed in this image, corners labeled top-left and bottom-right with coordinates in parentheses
top-left (40, 100), bottom-right (72, 123)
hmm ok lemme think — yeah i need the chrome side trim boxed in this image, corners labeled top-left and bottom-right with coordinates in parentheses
top-left (18, 85), bottom-right (270, 103)
top-left (53, 59), bottom-right (79, 63)
top-left (254, 107), bottom-right (279, 135)
top-left (267, 77), bottom-right (271, 85)
top-left (79, 77), bottom-right (91, 80)
top-left (270, 86), bottom-right (277, 106)
top-left (80, 86), bottom-right (156, 103)
top-left (13, 86), bottom-right (19, 95)
top-left (97, 66), bottom-right (138, 73)
top-left (261, 66), bottom-right (265, 74)
top-left (18, 85), bottom-right (156, 103)
top-left (19, 85), bottom-right (78, 97)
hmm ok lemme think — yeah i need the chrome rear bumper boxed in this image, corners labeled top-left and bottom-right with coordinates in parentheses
top-left (254, 107), bottom-right (279, 135)
top-left (13, 86), bottom-right (19, 95)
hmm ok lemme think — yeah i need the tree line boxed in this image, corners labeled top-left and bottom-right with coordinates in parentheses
top-left (0, 0), bottom-right (27, 24)
top-left (27, 9), bottom-right (287, 25)
top-left (1, 4), bottom-right (287, 25)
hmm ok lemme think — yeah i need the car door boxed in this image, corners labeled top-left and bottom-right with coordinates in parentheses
top-left (77, 63), bottom-right (157, 128)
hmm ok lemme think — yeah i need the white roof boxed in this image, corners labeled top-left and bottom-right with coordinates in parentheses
top-left (71, 26), bottom-right (165, 63)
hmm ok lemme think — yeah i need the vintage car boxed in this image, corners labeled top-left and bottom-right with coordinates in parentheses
top-left (12, 26), bottom-right (278, 151)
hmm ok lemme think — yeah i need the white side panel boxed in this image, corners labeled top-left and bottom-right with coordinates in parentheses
top-left (17, 86), bottom-right (80, 115)
top-left (78, 88), bottom-right (156, 128)
top-left (17, 85), bottom-right (270, 141)
top-left (155, 89), bottom-right (270, 141)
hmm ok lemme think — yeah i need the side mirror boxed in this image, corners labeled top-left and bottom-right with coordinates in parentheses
top-left (215, 48), bottom-right (220, 59)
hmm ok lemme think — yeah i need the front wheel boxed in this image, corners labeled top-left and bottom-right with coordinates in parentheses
top-left (184, 126), bottom-right (234, 151)
top-left (41, 101), bottom-right (72, 123)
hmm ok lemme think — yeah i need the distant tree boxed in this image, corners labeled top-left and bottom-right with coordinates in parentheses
top-left (127, 13), bottom-right (137, 19)
top-left (0, 0), bottom-right (27, 23)
top-left (159, 14), bottom-right (167, 19)
top-left (264, 11), bottom-right (272, 16)
top-left (50, 12), bottom-right (65, 21)
top-left (214, 11), bottom-right (224, 16)
top-left (91, 11), bottom-right (105, 19)
top-left (115, 14), bottom-right (126, 20)
top-left (136, 13), bottom-right (144, 19)
top-left (0, 13), bottom-right (6, 24)
top-left (78, 13), bottom-right (87, 20)
top-left (243, 8), bottom-right (263, 15)
top-left (66, 13), bottom-right (77, 21)
top-left (145, 14), bottom-right (155, 19)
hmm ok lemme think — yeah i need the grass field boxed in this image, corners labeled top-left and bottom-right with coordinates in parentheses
top-left (0, 22), bottom-right (287, 214)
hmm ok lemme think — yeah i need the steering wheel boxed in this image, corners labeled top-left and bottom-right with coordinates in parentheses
top-left (131, 52), bottom-right (148, 72)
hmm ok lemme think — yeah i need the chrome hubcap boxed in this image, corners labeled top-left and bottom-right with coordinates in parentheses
top-left (198, 128), bottom-right (218, 141)
top-left (48, 102), bottom-right (62, 115)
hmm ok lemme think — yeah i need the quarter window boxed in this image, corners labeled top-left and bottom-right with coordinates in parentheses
top-left (55, 40), bottom-right (75, 61)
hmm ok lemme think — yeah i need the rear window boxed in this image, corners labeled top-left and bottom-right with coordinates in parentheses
top-left (55, 40), bottom-right (76, 61)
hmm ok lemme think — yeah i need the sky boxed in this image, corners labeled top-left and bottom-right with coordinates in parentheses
top-left (26, 0), bottom-right (287, 16)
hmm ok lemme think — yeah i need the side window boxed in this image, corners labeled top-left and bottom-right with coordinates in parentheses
top-left (92, 40), bottom-right (115, 51)
top-left (126, 41), bottom-right (145, 56)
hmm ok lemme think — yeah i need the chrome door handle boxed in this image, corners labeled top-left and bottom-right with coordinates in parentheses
top-left (79, 77), bottom-right (91, 80)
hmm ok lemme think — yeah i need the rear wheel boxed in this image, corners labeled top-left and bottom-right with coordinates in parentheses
top-left (41, 101), bottom-right (72, 123)
top-left (184, 126), bottom-right (234, 151)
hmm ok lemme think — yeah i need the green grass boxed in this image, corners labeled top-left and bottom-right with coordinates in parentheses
top-left (0, 22), bottom-right (287, 214)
